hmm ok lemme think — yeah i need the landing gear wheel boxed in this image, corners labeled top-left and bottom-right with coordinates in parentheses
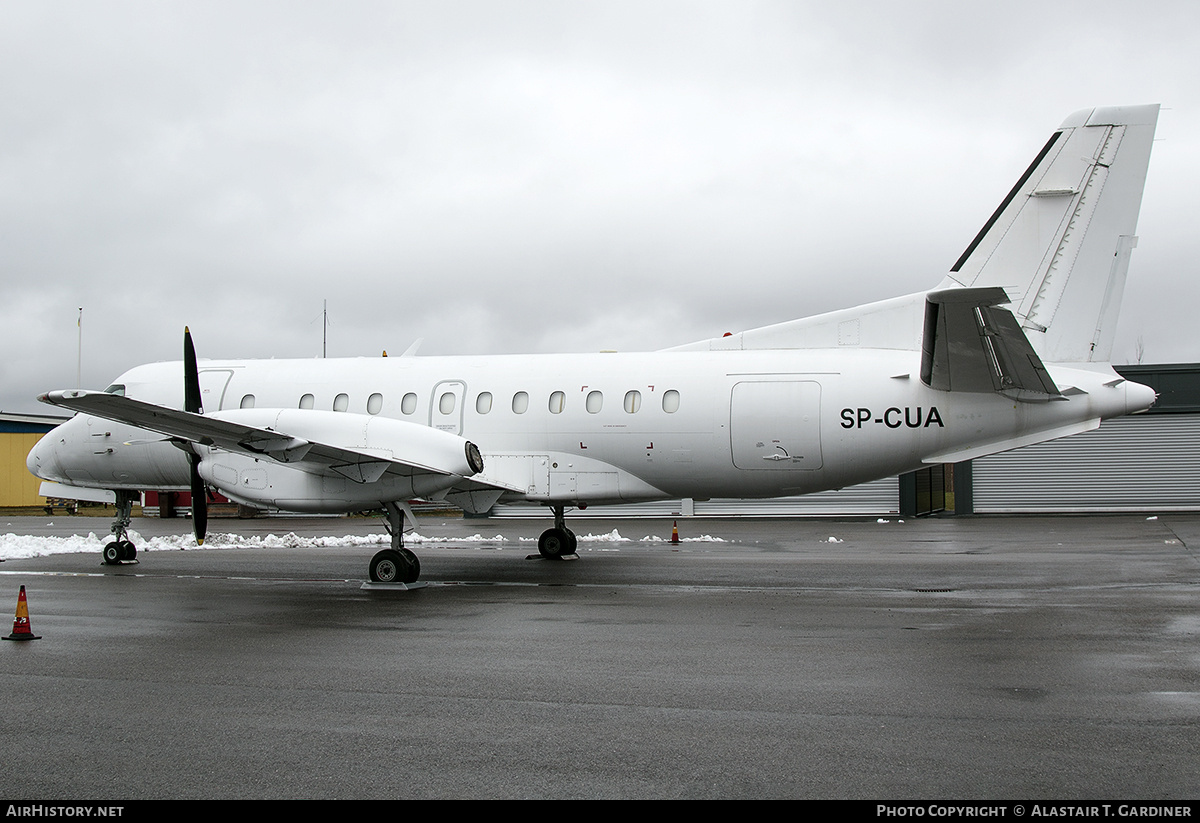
top-left (119, 540), bottom-right (137, 561)
top-left (102, 542), bottom-right (123, 565)
top-left (370, 550), bottom-right (401, 583)
top-left (538, 527), bottom-right (576, 559)
top-left (397, 548), bottom-right (420, 583)
top-left (370, 548), bottom-right (421, 584)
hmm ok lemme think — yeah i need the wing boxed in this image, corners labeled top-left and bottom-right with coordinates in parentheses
top-left (39, 389), bottom-right (495, 486)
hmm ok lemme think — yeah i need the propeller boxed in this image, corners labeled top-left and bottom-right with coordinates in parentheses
top-left (184, 327), bottom-right (207, 546)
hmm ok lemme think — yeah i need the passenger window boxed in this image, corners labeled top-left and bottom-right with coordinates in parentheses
top-left (299, 393), bottom-right (315, 409)
top-left (476, 392), bottom-right (493, 414)
top-left (401, 393), bottom-right (418, 415)
top-left (439, 392), bottom-right (456, 414)
top-left (367, 393), bottom-right (383, 415)
top-left (548, 391), bottom-right (565, 414)
top-left (662, 390), bottom-right (680, 413)
top-left (333, 393), bottom-right (349, 412)
top-left (512, 391), bottom-right (529, 414)
top-left (240, 394), bottom-right (255, 409)
top-left (624, 390), bottom-right (641, 413)
top-left (586, 391), bottom-right (603, 414)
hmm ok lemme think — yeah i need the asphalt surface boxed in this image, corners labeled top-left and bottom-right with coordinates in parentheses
top-left (1, 512), bottom-right (1198, 799)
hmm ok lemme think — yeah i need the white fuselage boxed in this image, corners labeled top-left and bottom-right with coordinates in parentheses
top-left (29, 348), bottom-right (1155, 511)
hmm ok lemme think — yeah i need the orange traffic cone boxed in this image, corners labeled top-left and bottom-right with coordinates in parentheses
top-left (4, 586), bottom-right (41, 641)
top-left (670, 521), bottom-right (680, 545)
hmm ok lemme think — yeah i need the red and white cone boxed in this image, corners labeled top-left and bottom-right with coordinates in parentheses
top-left (4, 586), bottom-right (41, 641)
top-left (670, 521), bottom-right (680, 545)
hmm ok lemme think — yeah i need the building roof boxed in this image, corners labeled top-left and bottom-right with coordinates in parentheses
top-left (0, 411), bottom-right (70, 433)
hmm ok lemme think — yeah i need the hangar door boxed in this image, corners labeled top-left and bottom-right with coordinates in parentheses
top-left (973, 415), bottom-right (1200, 512)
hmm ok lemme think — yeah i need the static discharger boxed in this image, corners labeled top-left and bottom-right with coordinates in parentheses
top-left (4, 586), bottom-right (41, 641)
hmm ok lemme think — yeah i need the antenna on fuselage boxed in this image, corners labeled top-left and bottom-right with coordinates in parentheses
top-left (76, 307), bottom-right (83, 388)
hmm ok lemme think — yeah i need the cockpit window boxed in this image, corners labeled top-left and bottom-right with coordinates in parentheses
top-left (104, 384), bottom-right (126, 396)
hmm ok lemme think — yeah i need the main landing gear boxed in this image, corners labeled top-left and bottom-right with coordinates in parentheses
top-left (369, 501), bottom-right (421, 584)
top-left (102, 491), bottom-right (138, 565)
top-left (537, 503), bottom-right (578, 559)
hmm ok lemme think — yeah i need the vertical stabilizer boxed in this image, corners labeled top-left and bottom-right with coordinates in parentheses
top-left (940, 105), bottom-right (1159, 363)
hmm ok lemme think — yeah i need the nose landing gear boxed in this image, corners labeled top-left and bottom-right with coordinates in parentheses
top-left (102, 491), bottom-right (139, 565)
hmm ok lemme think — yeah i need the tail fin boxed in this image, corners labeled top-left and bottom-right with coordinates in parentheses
top-left (940, 104), bottom-right (1159, 363)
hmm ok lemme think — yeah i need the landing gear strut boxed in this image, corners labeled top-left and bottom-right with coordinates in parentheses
top-left (369, 501), bottom-right (421, 584)
top-left (538, 503), bottom-right (577, 559)
top-left (102, 491), bottom-right (138, 565)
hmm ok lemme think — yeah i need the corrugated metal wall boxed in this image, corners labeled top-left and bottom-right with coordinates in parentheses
top-left (490, 476), bottom-right (900, 518)
top-left (490, 414), bottom-right (1200, 517)
top-left (973, 415), bottom-right (1200, 512)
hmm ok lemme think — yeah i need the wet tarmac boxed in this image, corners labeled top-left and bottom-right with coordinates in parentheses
top-left (1, 513), bottom-right (1198, 799)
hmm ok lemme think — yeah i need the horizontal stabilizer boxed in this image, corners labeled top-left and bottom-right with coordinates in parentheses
top-left (920, 288), bottom-right (1061, 401)
top-left (923, 417), bottom-right (1100, 464)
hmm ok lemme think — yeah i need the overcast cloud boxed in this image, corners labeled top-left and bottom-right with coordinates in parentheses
top-left (2, 0), bottom-right (1197, 413)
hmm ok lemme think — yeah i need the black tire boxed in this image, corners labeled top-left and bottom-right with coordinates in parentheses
top-left (397, 548), bottom-right (421, 584)
top-left (369, 549), bottom-right (403, 583)
top-left (102, 542), bottom-right (123, 565)
top-left (538, 528), bottom-right (573, 559)
top-left (119, 540), bottom-right (137, 561)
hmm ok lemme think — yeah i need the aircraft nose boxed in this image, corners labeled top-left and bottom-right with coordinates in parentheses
top-left (26, 427), bottom-right (64, 482)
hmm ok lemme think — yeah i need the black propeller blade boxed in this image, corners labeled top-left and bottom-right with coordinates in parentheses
top-left (184, 327), bottom-right (207, 546)
top-left (184, 326), bottom-right (202, 415)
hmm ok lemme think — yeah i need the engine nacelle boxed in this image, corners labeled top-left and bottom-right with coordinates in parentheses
top-left (194, 409), bottom-right (484, 513)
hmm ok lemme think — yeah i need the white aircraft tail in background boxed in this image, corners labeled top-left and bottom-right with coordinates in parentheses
top-left (30, 105), bottom-right (1161, 585)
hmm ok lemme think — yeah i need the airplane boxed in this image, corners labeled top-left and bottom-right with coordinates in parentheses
top-left (28, 104), bottom-right (1161, 585)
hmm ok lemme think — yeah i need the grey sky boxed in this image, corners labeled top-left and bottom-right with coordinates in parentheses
top-left (3, 0), bottom-right (1197, 413)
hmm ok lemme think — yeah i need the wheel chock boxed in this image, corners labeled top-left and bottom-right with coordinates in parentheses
top-left (4, 586), bottom-right (42, 641)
